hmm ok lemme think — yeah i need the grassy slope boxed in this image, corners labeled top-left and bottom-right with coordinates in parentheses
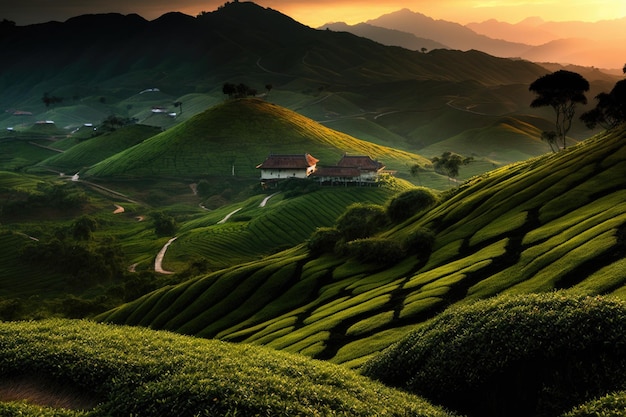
top-left (0, 166), bottom-right (412, 301)
top-left (36, 125), bottom-right (162, 172)
top-left (83, 99), bottom-right (429, 180)
top-left (98, 126), bottom-right (626, 368)
top-left (0, 319), bottom-right (455, 417)
top-left (166, 185), bottom-right (410, 272)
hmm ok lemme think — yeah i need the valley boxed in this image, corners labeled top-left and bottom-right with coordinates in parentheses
top-left (1, 2), bottom-right (626, 416)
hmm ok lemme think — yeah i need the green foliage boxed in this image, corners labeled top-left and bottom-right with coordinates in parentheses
top-left (386, 187), bottom-right (439, 223)
top-left (20, 236), bottom-right (126, 287)
top-left (99, 114), bottom-right (137, 132)
top-left (307, 227), bottom-right (342, 256)
top-left (562, 391), bottom-right (626, 417)
top-left (1, 181), bottom-right (87, 216)
top-left (0, 319), bottom-right (456, 417)
top-left (403, 227), bottom-right (436, 257)
top-left (431, 151), bottom-right (473, 180)
top-left (344, 238), bottom-right (406, 265)
top-left (362, 292), bottom-right (626, 417)
top-left (150, 210), bottom-right (177, 237)
top-left (71, 215), bottom-right (98, 241)
top-left (335, 203), bottom-right (387, 241)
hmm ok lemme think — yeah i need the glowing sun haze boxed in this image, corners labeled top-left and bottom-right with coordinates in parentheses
top-left (2, 0), bottom-right (625, 27)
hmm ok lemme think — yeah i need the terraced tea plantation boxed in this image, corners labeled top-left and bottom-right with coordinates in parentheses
top-left (99, 127), bottom-right (626, 368)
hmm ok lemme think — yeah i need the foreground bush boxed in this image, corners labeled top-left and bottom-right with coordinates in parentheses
top-left (404, 227), bottom-right (436, 257)
top-left (362, 292), bottom-right (626, 417)
top-left (386, 187), bottom-right (439, 223)
top-left (335, 203), bottom-right (387, 241)
top-left (344, 237), bottom-right (406, 265)
top-left (307, 227), bottom-right (342, 256)
top-left (0, 319), bottom-right (456, 417)
top-left (561, 391), bottom-right (626, 417)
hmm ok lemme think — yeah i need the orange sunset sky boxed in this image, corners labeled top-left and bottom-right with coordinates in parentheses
top-left (2, 0), bottom-right (626, 27)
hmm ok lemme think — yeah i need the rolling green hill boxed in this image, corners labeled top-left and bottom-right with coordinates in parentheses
top-left (83, 98), bottom-right (430, 179)
top-left (98, 125), bottom-right (626, 369)
top-left (36, 124), bottom-right (162, 173)
top-left (0, 319), bottom-right (455, 417)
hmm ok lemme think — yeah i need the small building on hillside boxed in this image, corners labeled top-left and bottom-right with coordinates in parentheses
top-left (256, 153), bottom-right (387, 187)
top-left (337, 155), bottom-right (385, 180)
top-left (312, 154), bottom-right (386, 186)
top-left (256, 153), bottom-right (319, 185)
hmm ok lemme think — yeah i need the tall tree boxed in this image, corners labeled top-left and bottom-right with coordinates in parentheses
top-left (431, 151), bottom-right (473, 186)
top-left (580, 79), bottom-right (626, 130)
top-left (529, 70), bottom-right (589, 150)
top-left (541, 131), bottom-right (559, 153)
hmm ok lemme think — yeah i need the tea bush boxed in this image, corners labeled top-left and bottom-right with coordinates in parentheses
top-left (307, 226), bottom-right (342, 256)
top-left (344, 238), bottom-right (406, 265)
top-left (335, 203), bottom-right (387, 241)
top-left (386, 187), bottom-right (439, 223)
top-left (362, 292), bottom-right (626, 417)
top-left (0, 319), bottom-right (457, 417)
top-left (404, 227), bottom-right (436, 257)
top-left (561, 391), bottom-right (626, 417)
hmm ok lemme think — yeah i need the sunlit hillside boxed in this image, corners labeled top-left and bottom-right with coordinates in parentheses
top-left (84, 98), bottom-right (430, 179)
top-left (98, 126), bottom-right (626, 368)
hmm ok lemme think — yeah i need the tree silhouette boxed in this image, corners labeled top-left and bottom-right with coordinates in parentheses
top-left (42, 92), bottom-right (63, 107)
top-left (223, 82), bottom-right (256, 99)
top-left (222, 82), bottom-right (236, 98)
top-left (529, 70), bottom-right (589, 150)
top-left (580, 79), bottom-right (626, 130)
top-left (541, 131), bottom-right (559, 153)
top-left (431, 151), bottom-right (473, 186)
top-left (409, 163), bottom-right (426, 185)
top-left (173, 101), bottom-right (183, 115)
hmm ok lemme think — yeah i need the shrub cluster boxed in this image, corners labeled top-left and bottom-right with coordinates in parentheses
top-left (308, 199), bottom-right (436, 264)
top-left (343, 238), bottom-right (406, 265)
top-left (386, 187), bottom-right (439, 223)
top-left (335, 203), bottom-right (388, 241)
top-left (362, 292), bottom-right (626, 417)
top-left (307, 227), bottom-right (343, 257)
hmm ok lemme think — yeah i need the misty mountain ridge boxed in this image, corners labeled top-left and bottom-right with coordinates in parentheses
top-left (322, 8), bottom-right (626, 70)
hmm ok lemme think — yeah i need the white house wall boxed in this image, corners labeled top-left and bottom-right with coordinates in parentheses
top-left (260, 169), bottom-right (309, 180)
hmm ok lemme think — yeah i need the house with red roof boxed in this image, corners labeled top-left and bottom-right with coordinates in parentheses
top-left (256, 153), bottom-right (386, 187)
top-left (256, 153), bottom-right (319, 184)
top-left (311, 154), bottom-right (386, 185)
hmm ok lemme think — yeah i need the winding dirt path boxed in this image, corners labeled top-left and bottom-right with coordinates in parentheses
top-left (217, 208), bottom-right (242, 224)
top-left (154, 237), bottom-right (177, 274)
top-left (259, 192), bottom-right (279, 207)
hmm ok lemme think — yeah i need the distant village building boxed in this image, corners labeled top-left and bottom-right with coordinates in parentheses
top-left (337, 154), bottom-right (385, 181)
top-left (256, 153), bottom-right (319, 186)
top-left (256, 153), bottom-right (387, 187)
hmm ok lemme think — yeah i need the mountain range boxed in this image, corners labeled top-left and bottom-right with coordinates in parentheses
top-left (0, 1), bottom-right (621, 179)
top-left (321, 9), bottom-right (626, 70)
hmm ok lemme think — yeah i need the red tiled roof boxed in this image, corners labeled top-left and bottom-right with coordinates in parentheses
top-left (256, 154), bottom-right (319, 169)
top-left (337, 155), bottom-right (384, 171)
